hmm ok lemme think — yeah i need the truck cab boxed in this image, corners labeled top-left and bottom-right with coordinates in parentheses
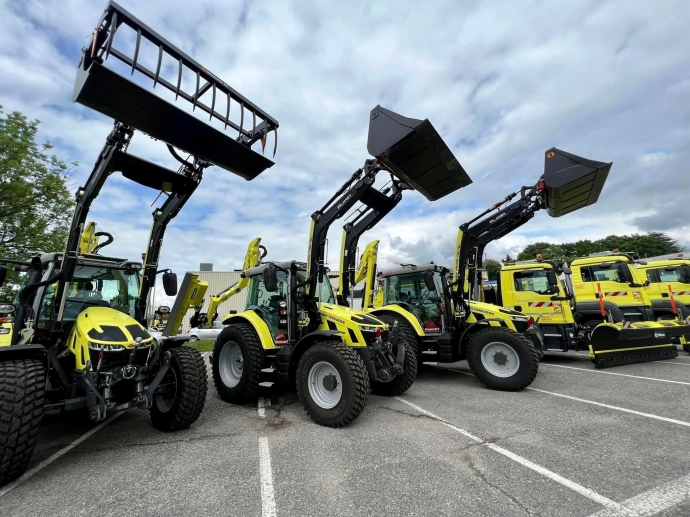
top-left (636, 258), bottom-right (690, 320)
top-left (498, 263), bottom-right (578, 352)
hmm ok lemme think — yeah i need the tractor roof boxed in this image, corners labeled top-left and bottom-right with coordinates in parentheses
top-left (378, 263), bottom-right (446, 279)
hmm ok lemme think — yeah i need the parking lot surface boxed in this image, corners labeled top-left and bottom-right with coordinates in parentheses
top-left (1, 349), bottom-right (688, 516)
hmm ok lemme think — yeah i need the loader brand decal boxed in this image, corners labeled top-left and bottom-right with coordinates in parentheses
top-left (633, 291), bottom-right (641, 299)
top-left (654, 332), bottom-right (666, 338)
top-left (489, 212), bottom-right (507, 224)
top-left (323, 314), bottom-right (346, 325)
top-left (337, 193), bottom-right (354, 210)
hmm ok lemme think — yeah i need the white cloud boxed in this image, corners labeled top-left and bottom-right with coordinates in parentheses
top-left (2, 0), bottom-right (690, 311)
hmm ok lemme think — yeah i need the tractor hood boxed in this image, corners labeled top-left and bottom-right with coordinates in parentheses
top-left (71, 307), bottom-right (154, 348)
top-left (320, 303), bottom-right (388, 328)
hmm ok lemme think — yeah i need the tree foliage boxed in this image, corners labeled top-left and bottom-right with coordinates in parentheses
top-left (0, 108), bottom-right (74, 301)
top-left (516, 232), bottom-right (681, 265)
top-left (484, 259), bottom-right (502, 280)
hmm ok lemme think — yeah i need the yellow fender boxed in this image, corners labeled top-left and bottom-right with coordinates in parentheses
top-left (368, 305), bottom-right (425, 337)
top-left (222, 311), bottom-right (277, 350)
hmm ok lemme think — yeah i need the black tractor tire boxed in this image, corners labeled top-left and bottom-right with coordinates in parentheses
top-left (467, 327), bottom-right (539, 391)
top-left (150, 347), bottom-right (208, 432)
top-left (0, 358), bottom-right (45, 486)
top-left (683, 343), bottom-right (690, 355)
top-left (212, 323), bottom-right (263, 404)
top-left (297, 341), bottom-right (369, 428)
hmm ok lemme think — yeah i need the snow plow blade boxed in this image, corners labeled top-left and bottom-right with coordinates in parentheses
top-left (589, 321), bottom-right (688, 368)
top-left (74, 1), bottom-right (278, 180)
top-left (542, 148), bottom-right (611, 217)
top-left (367, 105), bottom-right (472, 201)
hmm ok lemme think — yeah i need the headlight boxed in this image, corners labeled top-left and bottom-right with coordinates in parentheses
top-left (358, 325), bottom-right (381, 332)
top-left (0, 328), bottom-right (10, 335)
top-left (0, 304), bottom-right (15, 313)
top-left (88, 342), bottom-right (127, 351)
top-left (511, 317), bottom-right (528, 322)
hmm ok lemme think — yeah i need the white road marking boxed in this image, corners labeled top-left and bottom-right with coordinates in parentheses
top-left (259, 437), bottom-right (277, 517)
top-left (586, 472), bottom-right (690, 517)
top-left (654, 360), bottom-right (690, 366)
top-left (527, 388), bottom-right (690, 427)
top-left (394, 397), bottom-right (624, 511)
top-left (540, 363), bottom-right (690, 386)
top-left (449, 368), bottom-right (690, 427)
top-left (0, 412), bottom-right (122, 498)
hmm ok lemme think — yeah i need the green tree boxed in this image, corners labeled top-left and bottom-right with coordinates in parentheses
top-left (502, 254), bottom-right (514, 264)
top-left (516, 233), bottom-right (681, 265)
top-left (485, 259), bottom-right (502, 280)
top-left (0, 108), bottom-right (74, 301)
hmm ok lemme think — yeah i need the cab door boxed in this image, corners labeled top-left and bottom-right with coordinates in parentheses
top-left (509, 269), bottom-right (568, 324)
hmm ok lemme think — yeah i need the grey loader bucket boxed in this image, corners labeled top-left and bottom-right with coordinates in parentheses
top-left (541, 148), bottom-right (612, 217)
top-left (74, 1), bottom-right (278, 180)
top-left (367, 105), bottom-right (472, 201)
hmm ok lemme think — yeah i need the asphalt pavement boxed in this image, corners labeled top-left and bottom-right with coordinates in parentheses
top-left (0, 349), bottom-right (688, 516)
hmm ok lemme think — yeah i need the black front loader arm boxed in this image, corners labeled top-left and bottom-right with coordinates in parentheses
top-left (306, 160), bottom-right (383, 298)
top-left (339, 178), bottom-right (407, 299)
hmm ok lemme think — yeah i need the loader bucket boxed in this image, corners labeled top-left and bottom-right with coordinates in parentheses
top-left (163, 273), bottom-right (209, 337)
top-left (589, 321), bottom-right (687, 368)
top-left (367, 106), bottom-right (472, 201)
top-left (541, 148), bottom-right (611, 217)
top-left (74, 1), bottom-right (278, 180)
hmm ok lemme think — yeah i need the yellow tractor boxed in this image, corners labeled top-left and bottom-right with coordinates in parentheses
top-left (192, 106), bottom-right (471, 427)
top-left (0, 1), bottom-right (278, 486)
top-left (336, 107), bottom-right (542, 391)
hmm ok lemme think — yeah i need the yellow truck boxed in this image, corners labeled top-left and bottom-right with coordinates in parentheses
top-left (493, 253), bottom-right (690, 365)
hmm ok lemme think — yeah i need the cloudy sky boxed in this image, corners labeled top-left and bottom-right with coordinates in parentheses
top-left (1, 0), bottom-right (689, 305)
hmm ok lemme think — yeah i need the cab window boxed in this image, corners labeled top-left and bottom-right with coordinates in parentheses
top-left (513, 271), bottom-right (551, 294)
top-left (580, 265), bottom-right (622, 283)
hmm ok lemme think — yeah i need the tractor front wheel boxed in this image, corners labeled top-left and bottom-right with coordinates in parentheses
top-left (150, 347), bottom-right (208, 431)
top-left (467, 327), bottom-right (538, 391)
top-left (212, 323), bottom-right (263, 404)
top-left (0, 358), bottom-right (45, 487)
top-left (297, 341), bottom-right (369, 428)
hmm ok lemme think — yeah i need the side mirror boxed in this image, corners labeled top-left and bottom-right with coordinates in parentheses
top-left (561, 266), bottom-right (572, 275)
top-left (679, 266), bottom-right (690, 284)
top-left (546, 270), bottom-right (558, 286)
top-left (0, 265), bottom-right (6, 288)
top-left (549, 285), bottom-right (560, 294)
top-left (264, 266), bottom-right (278, 293)
top-left (423, 270), bottom-right (436, 291)
top-left (620, 265), bottom-right (634, 284)
top-left (162, 271), bottom-right (178, 296)
top-left (157, 305), bottom-right (171, 314)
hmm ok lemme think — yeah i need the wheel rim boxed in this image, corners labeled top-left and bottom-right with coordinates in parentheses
top-left (155, 368), bottom-right (178, 413)
top-left (219, 341), bottom-right (243, 388)
top-left (188, 336), bottom-right (199, 342)
top-left (480, 342), bottom-right (520, 378)
top-left (307, 361), bottom-right (342, 409)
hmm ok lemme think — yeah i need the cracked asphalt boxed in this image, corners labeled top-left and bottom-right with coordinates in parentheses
top-left (1, 349), bottom-right (689, 516)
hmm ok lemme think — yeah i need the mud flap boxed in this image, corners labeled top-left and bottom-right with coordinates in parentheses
top-left (589, 323), bottom-right (684, 368)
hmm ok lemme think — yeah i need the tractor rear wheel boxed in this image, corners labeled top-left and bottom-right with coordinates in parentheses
top-left (212, 323), bottom-right (263, 404)
top-left (467, 327), bottom-right (538, 391)
top-left (297, 341), bottom-right (369, 428)
top-left (150, 347), bottom-right (207, 431)
top-left (0, 358), bottom-right (45, 486)
top-left (370, 314), bottom-right (418, 396)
